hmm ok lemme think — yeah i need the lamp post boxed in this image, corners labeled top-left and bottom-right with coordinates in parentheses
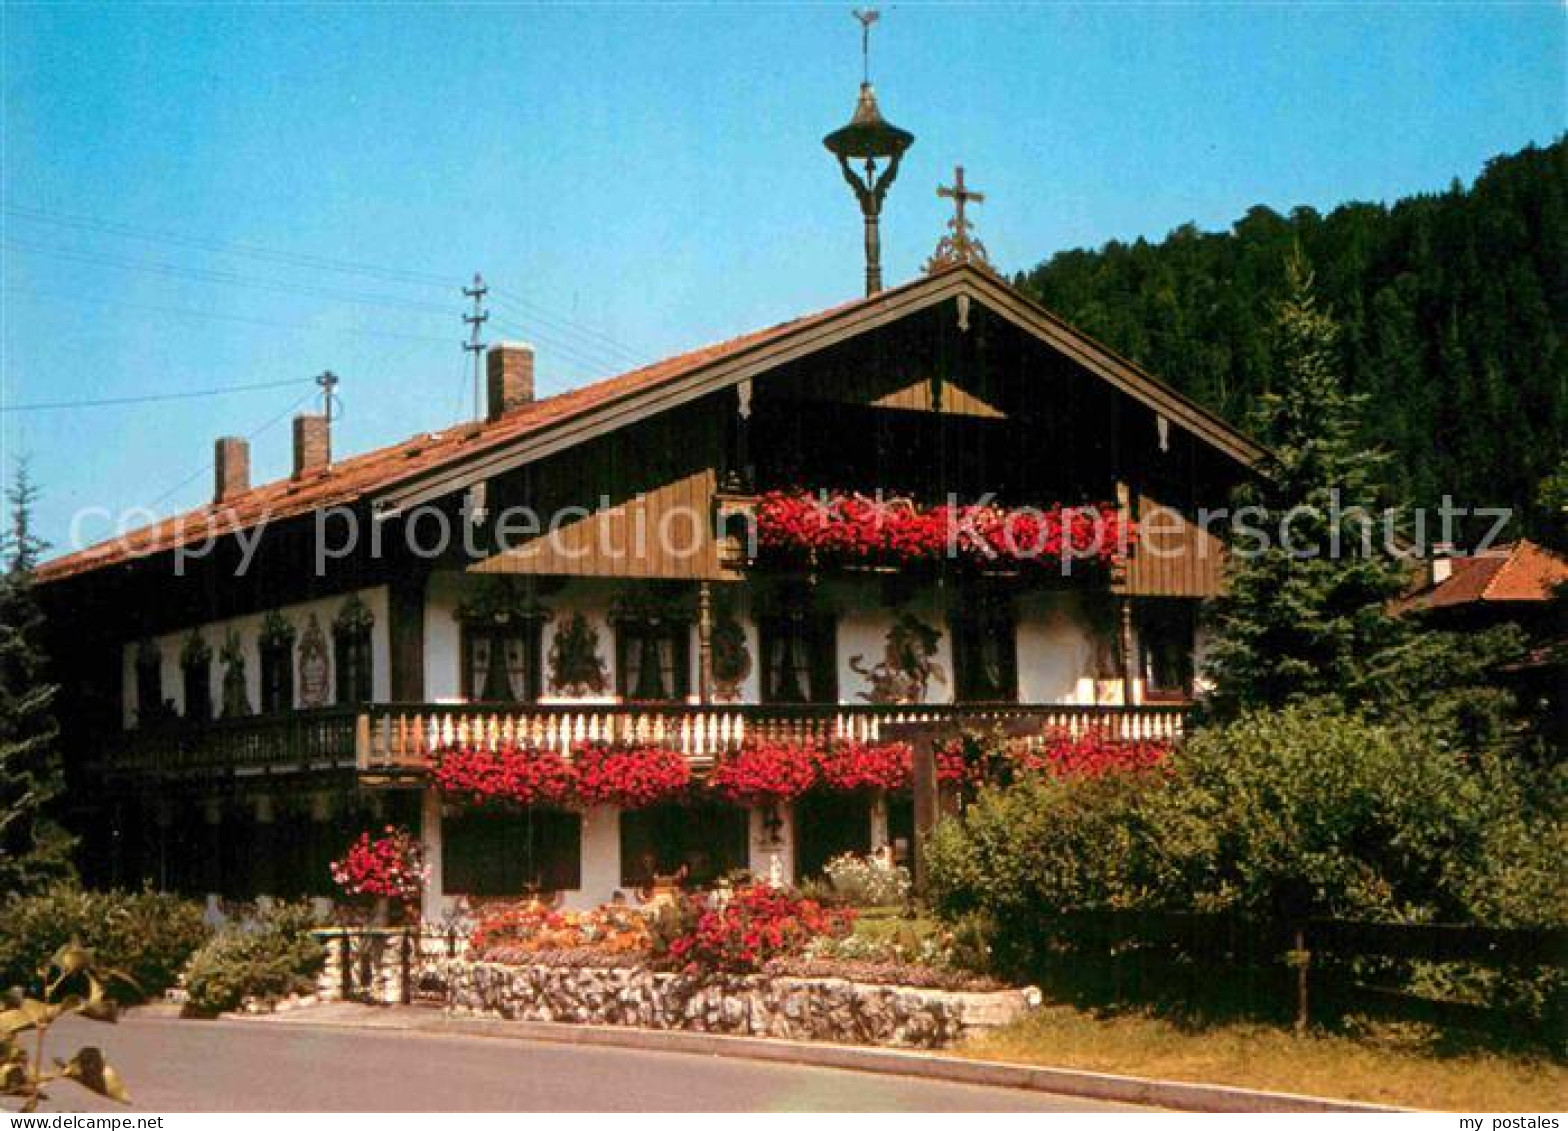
top-left (823, 12), bottom-right (914, 296)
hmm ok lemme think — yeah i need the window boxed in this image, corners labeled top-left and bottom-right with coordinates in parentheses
top-left (951, 604), bottom-right (1018, 702)
top-left (461, 624), bottom-right (543, 703)
top-left (1139, 600), bottom-right (1195, 700)
top-left (619, 803), bottom-right (748, 889)
top-left (180, 637), bottom-right (212, 723)
top-left (259, 641), bottom-right (294, 713)
top-left (332, 596), bottom-right (375, 706)
top-left (758, 615), bottom-right (837, 703)
top-left (442, 809), bottom-right (582, 896)
top-left (134, 641), bottom-right (163, 723)
top-left (615, 621), bottom-right (690, 701)
top-left (258, 614), bottom-right (296, 714)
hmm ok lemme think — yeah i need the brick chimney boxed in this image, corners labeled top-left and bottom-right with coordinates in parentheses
top-left (292, 413), bottom-right (331, 478)
top-left (486, 342), bottom-right (535, 422)
top-left (213, 437), bottom-right (250, 503)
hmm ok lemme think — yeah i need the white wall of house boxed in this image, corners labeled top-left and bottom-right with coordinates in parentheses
top-left (421, 571), bottom-right (1136, 708)
top-left (119, 585), bottom-right (390, 729)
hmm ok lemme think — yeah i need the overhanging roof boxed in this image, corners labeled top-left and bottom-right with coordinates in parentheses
top-left (37, 264), bottom-right (1263, 585)
top-left (371, 265), bottom-right (1265, 515)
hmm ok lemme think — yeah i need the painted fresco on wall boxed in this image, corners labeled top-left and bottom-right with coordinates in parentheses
top-left (710, 616), bottom-right (751, 702)
top-left (548, 612), bottom-right (609, 697)
top-left (849, 612), bottom-right (945, 704)
top-left (297, 613), bottom-right (331, 708)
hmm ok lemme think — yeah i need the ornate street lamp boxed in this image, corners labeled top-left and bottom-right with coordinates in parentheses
top-left (823, 10), bottom-right (914, 296)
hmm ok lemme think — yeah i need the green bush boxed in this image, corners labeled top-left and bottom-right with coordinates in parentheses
top-left (181, 901), bottom-right (326, 1015)
top-left (0, 885), bottom-right (210, 1001)
top-left (926, 703), bottom-right (1567, 977)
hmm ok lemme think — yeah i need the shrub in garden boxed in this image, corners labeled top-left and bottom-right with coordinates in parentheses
top-left (926, 703), bottom-right (1567, 981)
top-left (0, 886), bottom-right (209, 1001)
top-left (822, 851), bottom-right (911, 907)
top-left (181, 901), bottom-right (326, 1015)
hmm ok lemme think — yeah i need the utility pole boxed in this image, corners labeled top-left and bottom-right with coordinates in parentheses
top-left (462, 273), bottom-right (489, 421)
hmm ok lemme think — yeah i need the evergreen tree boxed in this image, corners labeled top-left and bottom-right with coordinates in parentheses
top-left (1201, 254), bottom-right (1411, 719)
top-left (0, 460), bottom-right (75, 894)
top-left (1018, 137), bottom-right (1568, 539)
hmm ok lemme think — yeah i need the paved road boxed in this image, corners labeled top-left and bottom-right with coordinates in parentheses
top-left (31, 1013), bottom-right (1146, 1112)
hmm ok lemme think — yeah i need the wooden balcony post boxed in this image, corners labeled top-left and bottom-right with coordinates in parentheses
top-left (909, 727), bottom-right (939, 898)
top-left (1119, 596), bottom-right (1137, 713)
top-left (697, 581), bottom-right (714, 704)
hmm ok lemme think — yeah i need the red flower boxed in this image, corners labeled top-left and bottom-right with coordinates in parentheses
top-left (329, 826), bottom-right (425, 907)
top-left (755, 489), bottom-right (1135, 570)
top-left (813, 740), bottom-right (912, 792)
top-left (664, 883), bottom-right (853, 974)
top-left (708, 740), bottom-right (818, 805)
top-left (572, 741), bottom-right (692, 809)
top-left (432, 741), bottom-right (577, 808)
top-left (1010, 728), bottom-right (1172, 778)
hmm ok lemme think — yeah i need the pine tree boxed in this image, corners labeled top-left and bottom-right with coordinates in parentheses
top-left (0, 460), bottom-right (75, 894)
top-left (1201, 253), bottom-right (1411, 719)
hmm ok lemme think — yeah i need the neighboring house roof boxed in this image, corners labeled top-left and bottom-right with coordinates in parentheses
top-left (36, 264), bottom-right (1263, 585)
top-left (1394, 539), bottom-right (1568, 614)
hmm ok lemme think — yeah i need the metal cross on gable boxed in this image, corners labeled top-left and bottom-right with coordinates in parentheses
top-left (938, 166), bottom-right (984, 234)
top-left (925, 164), bottom-right (995, 275)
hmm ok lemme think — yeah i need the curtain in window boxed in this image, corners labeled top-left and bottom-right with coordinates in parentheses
top-left (466, 627), bottom-right (540, 703)
top-left (619, 624), bottom-right (686, 701)
top-left (953, 611), bottom-right (1017, 702)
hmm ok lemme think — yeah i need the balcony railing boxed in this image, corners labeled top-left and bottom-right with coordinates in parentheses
top-left (104, 701), bottom-right (1187, 781)
top-left (105, 707), bottom-right (363, 779)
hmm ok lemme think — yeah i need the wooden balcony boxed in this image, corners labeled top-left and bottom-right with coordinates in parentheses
top-left (104, 707), bottom-right (363, 782)
top-left (103, 701), bottom-right (1188, 784)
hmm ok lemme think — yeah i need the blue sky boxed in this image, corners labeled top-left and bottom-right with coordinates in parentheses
top-left (3, 2), bottom-right (1563, 550)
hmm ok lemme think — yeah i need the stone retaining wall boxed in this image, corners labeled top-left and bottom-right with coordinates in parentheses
top-left (432, 959), bottom-right (1037, 1049)
top-left (313, 930), bottom-right (1038, 1048)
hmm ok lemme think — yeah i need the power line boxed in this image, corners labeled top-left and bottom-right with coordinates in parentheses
top-left (143, 387), bottom-right (319, 512)
top-left (486, 314), bottom-right (620, 380)
top-left (488, 287), bottom-right (647, 366)
top-left (3, 204), bottom-right (455, 289)
top-left (3, 239), bottom-right (456, 316)
top-left (1, 376), bottom-right (316, 414)
top-left (0, 285), bottom-right (454, 347)
top-left (7, 204), bottom-right (653, 365)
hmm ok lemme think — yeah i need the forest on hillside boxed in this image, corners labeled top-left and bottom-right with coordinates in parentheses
top-left (1016, 138), bottom-right (1567, 540)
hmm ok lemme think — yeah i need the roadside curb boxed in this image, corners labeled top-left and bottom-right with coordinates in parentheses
top-left (246, 1006), bottom-right (1408, 1113)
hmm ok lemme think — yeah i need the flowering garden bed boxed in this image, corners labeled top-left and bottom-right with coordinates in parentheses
top-left (317, 875), bottom-right (1036, 1047)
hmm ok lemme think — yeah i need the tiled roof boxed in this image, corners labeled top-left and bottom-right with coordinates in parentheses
top-left (1395, 540), bottom-right (1568, 613)
top-left (35, 286), bottom-right (876, 585)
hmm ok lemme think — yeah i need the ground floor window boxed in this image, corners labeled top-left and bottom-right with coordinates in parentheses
top-left (442, 808), bottom-right (582, 896)
top-left (619, 802), bottom-right (748, 888)
top-left (793, 790), bottom-right (872, 878)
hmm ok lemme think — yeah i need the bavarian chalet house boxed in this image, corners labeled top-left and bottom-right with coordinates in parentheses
top-left (37, 259), bottom-right (1261, 916)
